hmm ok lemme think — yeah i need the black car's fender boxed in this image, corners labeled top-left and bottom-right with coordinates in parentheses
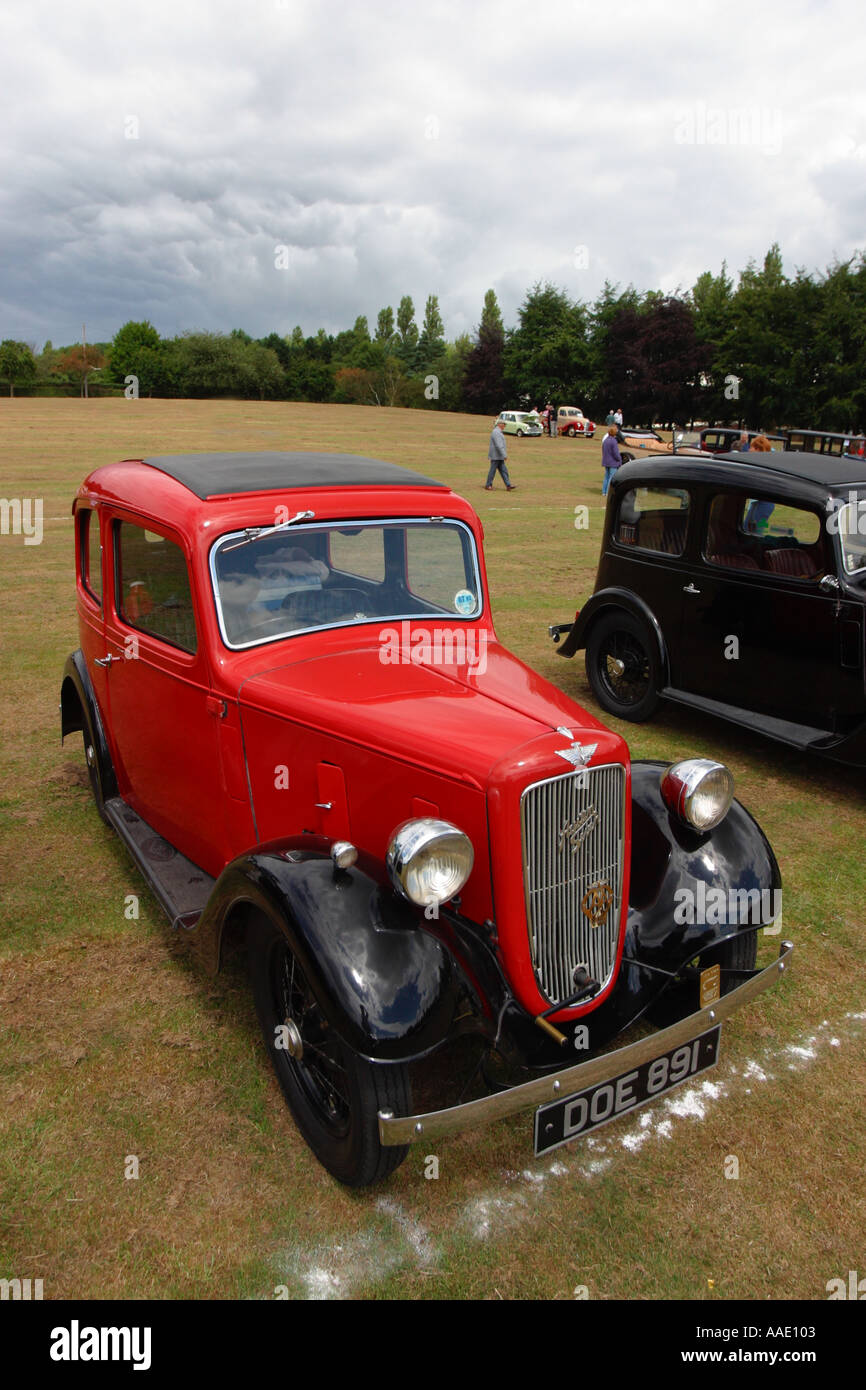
top-left (60, 650), bottom-right (118, 817)
top-left (191, 848), bottom-right (477, 1063)
top-left (555, 587), bottom-right (669, 677)
top-left (576, 759), bottom-right (782, 1045)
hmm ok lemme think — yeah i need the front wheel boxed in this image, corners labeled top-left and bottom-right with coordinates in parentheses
top-left (248, 915), bottom-right (411, 1186)
top-left (585, 612), bottom-right (660, 721)
top-left (567, 425), bottom-right (576, 437)
top-left (516, 428), bottom-right (525, 437)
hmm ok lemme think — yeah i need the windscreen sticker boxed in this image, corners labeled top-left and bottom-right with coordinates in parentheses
top-left (454, 589), bottom-right (477, 615)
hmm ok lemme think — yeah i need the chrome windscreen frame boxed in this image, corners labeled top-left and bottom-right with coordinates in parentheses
top-left (208, 516), bottom-right (484, 651)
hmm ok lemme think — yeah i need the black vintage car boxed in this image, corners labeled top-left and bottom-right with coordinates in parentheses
top-left (550, 452), bottom-right (866, 765)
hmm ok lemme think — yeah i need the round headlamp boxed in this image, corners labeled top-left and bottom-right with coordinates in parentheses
top-left (660, 758), bottom-right (734, 832)
top-left (386, 818), bottom-right (474, 908)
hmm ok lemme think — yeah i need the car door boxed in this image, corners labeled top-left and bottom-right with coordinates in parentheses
top-left (676, 489), bottom-right (841, 731)
top-left (100, 511), bottom-right (228, 876)
top-left (607, 481), bottom-right (694, 656)
top-left (75, 504), bottom-right (109, 726)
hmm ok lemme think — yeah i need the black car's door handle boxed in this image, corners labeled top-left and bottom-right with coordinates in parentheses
top-left (683, 583), bottom-right (701, 595)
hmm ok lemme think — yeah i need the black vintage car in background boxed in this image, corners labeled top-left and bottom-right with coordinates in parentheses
top-left (550, 452), bottom-right (866, 765)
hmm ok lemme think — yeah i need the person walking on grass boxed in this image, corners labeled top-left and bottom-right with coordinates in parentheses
top-left (485, 418), bottom-right (517, 491)
top-left (601, 424), bottom-right (622, 497)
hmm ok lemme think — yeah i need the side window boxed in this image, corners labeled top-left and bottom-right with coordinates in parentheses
top-left (115, 521), bottom-right (198, 653)
top-left (705, 494), bottom-right (823, 579)
top-left (80, 509), bottom-right (103, 604)
top-left (614, 487), bottom-right (690, 555)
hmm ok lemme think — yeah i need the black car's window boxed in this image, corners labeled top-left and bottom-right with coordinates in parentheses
top-left (80, 508), bottom-right (102, 604)
top-left (704, 494), bottom-right (824, 580)
top-left (835, 500), bottom-right (866, 575)
top-left (211, 519), bottom-right (482, 648)
top-left (115, 521), bottom-right (198, 653)
top-left (615, 487), bottom-right (690, 555)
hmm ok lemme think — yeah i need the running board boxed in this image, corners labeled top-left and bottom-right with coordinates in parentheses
top-left (663, 689), bottom-right (831, 749)
top-left (103, 797), bottom-right (215, 930)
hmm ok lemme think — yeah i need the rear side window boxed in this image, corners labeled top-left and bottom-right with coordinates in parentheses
top-left (115, 521), bottom-right (198, 653)
top-left (79, 509), bottom-right (102, 604)
top-left (705, 493), bottom-right (824, 580)
top-left (615, 487), bottom-right (690, 555)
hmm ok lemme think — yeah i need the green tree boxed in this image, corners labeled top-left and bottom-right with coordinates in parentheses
top-left (463, 289), bottom-right (505, 415)
top-left (417, 295), bottom-right (445, 367)
top-left (0, 340), bottom-right (37, 396)
top-left (503, 282), bottom-right (590, 405)
top-left (396, 295), bottom-right (419, 370)
top-left (375, 306), bottom-right (395, 347)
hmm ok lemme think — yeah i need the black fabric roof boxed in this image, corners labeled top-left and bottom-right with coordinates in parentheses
top-left (139, 452), bottom-right (444, 499)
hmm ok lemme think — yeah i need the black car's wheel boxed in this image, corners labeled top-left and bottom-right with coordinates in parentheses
top-left (248, 914), bottom-right (411, 1187)
top-left (586, 612), bottom-right (660, 721)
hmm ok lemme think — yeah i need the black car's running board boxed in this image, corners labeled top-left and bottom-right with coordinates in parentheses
top-left (103, 797), bottom-right (215, 930)
top-left (663, 690), bottom-right (831, 750)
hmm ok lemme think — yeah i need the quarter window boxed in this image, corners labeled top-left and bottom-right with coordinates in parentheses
top-left (615, 487), bottom-right (690, 555)
top-left (115, 521), bottom-right (198, 653)
top-left (704, 494), bottom-right (823, 579)
top-left (80, 509), bottom-right (103, 604)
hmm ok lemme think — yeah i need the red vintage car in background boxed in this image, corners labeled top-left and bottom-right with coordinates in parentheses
top-left (557, 406), bottom-right (596, 437)
top-left (61, 451), bottom-right (790, 1186)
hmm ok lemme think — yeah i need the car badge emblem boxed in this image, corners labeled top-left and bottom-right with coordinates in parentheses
top-left (558, 806), bottom-right (599, 853)
top-left (582, 881), bottom-right (614, 927)
top-left (554, 736), bottom-right (598, 769)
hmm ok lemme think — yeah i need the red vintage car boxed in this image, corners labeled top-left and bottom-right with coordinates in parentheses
top-left (61, 452), bottom-right (790, 1186)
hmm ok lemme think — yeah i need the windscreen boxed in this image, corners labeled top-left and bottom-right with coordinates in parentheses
top-left (211, 518), bottom-right (482, 648)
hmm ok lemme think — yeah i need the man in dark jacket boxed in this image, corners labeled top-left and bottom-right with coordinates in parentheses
top-left (485, 419), bottom-right (516, 490)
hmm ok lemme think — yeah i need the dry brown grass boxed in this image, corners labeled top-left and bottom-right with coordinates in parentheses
top-left (1, 398), bottom-right (864, 1301)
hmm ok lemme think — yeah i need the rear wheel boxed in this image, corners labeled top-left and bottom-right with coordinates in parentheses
top-left (248, 915), bottom-right (411, 1186)
top-left (586, 612), bottom-right (660, 721)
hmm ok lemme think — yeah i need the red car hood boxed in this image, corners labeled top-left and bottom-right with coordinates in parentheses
top-left (237, 638), bottom-right (624, 789)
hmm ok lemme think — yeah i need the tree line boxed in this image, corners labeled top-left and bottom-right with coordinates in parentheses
top-left (2, 245), bottom-right (865, 429)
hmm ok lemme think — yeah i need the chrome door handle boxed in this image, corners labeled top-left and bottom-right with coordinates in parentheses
top-left (683, 584), bottom-right (701, 595)
top-left (94, 654), bottom-right (116, 667)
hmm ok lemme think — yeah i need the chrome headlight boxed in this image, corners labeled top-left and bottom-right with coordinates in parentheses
top-left (660, 759), bottom-right (734, 831)
top-left (386, 818), bottom-right (474, 908)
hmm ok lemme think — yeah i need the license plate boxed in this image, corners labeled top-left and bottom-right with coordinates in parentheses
top-left (533, 1026), bottom-right (721, 1157)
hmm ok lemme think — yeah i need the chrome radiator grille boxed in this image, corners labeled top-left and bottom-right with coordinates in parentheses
top-left (520, 764), bottom-right (626, 1006)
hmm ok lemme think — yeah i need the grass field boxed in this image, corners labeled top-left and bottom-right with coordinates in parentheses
top-left (1, 398), bottom-right (864, 1301)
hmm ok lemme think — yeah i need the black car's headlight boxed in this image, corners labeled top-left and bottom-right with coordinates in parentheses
top-left (660, 758), bottom-right (734, 831)
top-left (386, 818), bottom-right (474, 907)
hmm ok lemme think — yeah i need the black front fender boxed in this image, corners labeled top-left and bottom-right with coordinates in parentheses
top-left (556, 588), bottom-right (669, 678)
top-left (565, 760), bottom-right (783, 1046)
top-left (191, 849), bottom-right (467, 1063)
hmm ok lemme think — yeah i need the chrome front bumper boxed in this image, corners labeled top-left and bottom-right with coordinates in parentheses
top-left (378, 940), bottom-right (793, 1146)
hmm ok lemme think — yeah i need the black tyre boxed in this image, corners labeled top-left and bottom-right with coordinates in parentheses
top-left (81, 706), bottom-right (112, 824)
top-left (585, 612), bottom-right (660, 721)
top-left (248, 914), bottom-right (411, 1187)
top-left (516, 428), bottom-right (525, 437)
top-left (567, 425), bottom-right (576, 437)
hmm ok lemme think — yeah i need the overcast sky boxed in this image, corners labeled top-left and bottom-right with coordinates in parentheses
top-left (1, 0), bottom-right (864, 350)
